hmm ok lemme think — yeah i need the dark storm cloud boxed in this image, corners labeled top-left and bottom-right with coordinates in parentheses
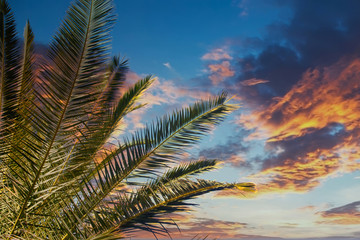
top-left (235, 0), bottom-right (360, 102)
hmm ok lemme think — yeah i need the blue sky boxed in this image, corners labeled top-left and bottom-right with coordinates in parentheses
top-left (10, 0), bottom-right (360, 239)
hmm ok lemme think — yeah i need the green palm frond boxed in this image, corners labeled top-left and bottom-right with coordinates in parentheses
top-left (97, 93), bottom-right (235, 192)
top-left (0, 0), bottom-right (256, 239)
top-left (142, 158), bottom-right (220, 191)
top-left (88, 179), bottom-right (255, 237)
top-left (56, 75), bottom-right (154, 190)
top-left (49, 95), bottom-right (238, 239)
top-left (7, 0), bottom-right (115, 235)
top-left (79, 161), bottom-right (254, 238)
top-left (78, 75), bottom-right (155, 182)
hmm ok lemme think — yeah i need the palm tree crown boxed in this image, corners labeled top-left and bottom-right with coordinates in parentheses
top-left (0, 0), bottom-right (255, 239)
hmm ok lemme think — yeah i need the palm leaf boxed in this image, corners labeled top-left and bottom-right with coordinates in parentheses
top-left (52, 94), bottom-right (237, 238)
top-left (90, 179), bottom-right (255, 237)
top-left (54, 75), bottom-right (154, 193)
top-left (138, 159), bottom-right (220, 195)
top-left (7, 0), bottom-right (115, 235)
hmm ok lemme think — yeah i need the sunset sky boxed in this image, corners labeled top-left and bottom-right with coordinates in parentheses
top-left (11, 0), bottom-right (360, 239)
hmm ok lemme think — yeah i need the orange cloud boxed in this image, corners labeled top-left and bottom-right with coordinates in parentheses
top-left (215, 187), bottom-right (258, 198)
top-left (317, 201), bottom-right (360, 225)
top-left (201, 48), bottom-right (232, 61)
top-left (208, 61), bottom-right (235, 85)
top-left (251, 151), bottom-right (341, 193)
top-left (251, 59), bottom-right (360, 141)
top-left (234, 57), bottom-right (360, 194)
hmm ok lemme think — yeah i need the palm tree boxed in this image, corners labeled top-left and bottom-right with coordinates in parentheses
top-left (0, 0), bottom-right (255, 239)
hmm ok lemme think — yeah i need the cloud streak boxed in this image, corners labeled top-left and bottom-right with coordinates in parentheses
top-left (317, 201), bottom-right (360, 225)
top-left (130, 216), bottom-right (279, 239)
top-left (241, 78), bottom-right (269, 86)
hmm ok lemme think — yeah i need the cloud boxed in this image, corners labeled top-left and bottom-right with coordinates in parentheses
top-left (201, 48), bottom-right (232, 61)
top-left (298, 205), bottom-right (317, 212)
top-left (163, 62), bottom-right (172, 69)
top-left (141, 78), bottom-right (215, 107)
top-left (317, 201), bottom-right (360, 225)
top-left (198, 129), bottom-right (252, 168)
top-left (122, 73), bottom-right (216, 133)
top-left (187, 0), bottom-right (360, 196)
top-left (129, 216), bottom-right (279, 239)
top-left (225, 0), bottom-right (360, 106)
top-left (241, 78), bottom-right (269, 86)
top-left (208, 61), bottom-right (235, 85)
top-left (215, 0), bottom-right (360, 194)
top-left (235, 0), bottom-right (249, 17)
top-left (223, 57), bottom-right (360, 195)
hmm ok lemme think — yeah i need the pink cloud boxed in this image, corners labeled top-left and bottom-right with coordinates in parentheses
top-left (121, 74), bottom-right (215, 133)
top-left (241, 78), bottom-right (269, 86)
top-left (208, 61), bottom-right (235, 85)
top-left (201, 48), bottom-right (233, 61)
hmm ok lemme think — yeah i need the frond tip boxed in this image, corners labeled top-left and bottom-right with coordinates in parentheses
top-left (235, 182), bottom-right (256, 192)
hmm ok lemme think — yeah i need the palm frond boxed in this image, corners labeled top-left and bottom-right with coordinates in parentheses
top-left (90, 179), bottom-right (255, 237)
top-left (81, 76), bottom-right (155, 180)
top-left (51, 94), bottom-right (237, 238)
top-left (7, 0), bottom-right (115, 235)
top-left (56, 75), bottom-right (154, 190)
top-left (122, 92), bottom-right (237, 179)
top-left (138, 159), bottom-right (220, 195)
top-left (21, 75), bottom-right (155, 235)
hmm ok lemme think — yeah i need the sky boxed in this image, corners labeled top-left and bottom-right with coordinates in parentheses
top-left (10, 0), bottom-right (360, 239)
